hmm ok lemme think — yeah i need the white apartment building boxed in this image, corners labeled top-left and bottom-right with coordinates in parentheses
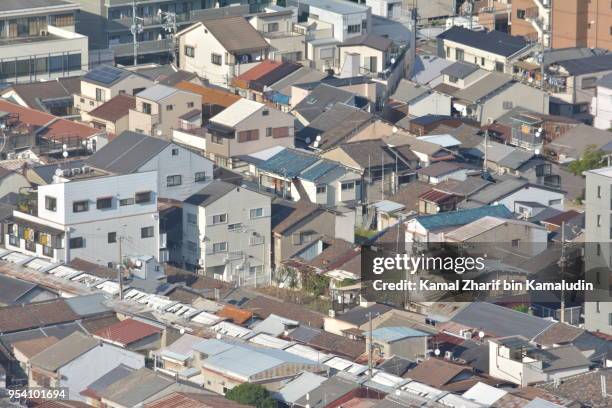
top-left (288, 0), bottom-right (372, 42)
top-left (182, 181), bottom-right (271, 286)
top-left (592, 73), bottom-right (612, 130)
top-left (0, 0), bottom-right (88, 84)
top-left (4, 166), bottom-right (160, 266)
top-left (365, 0), bottom-right (402, 20)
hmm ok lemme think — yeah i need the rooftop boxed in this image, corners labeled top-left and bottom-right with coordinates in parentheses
top-left (88, 94), bottom-right (135, 123)
top-left (292, 83), bottom-right (356, 123)
top-left (557, 53), bottom-right (612, 76)
top-left (94, 318), bottom-right (162, 346)
top-left (198, 17), bottom-right (269, 53)
top-left (441, 61), bottom-right (479, 79)
top-left (368, 326), bottom-right (428, 342)
top-left (437, 26), bottom-right (529, 57)
top-left (340, 34), bottom-right (393, 51)
top-left (29, 331), bottom-right (99, 372)
top-left (0, 0), bottom-right (77, 14)
top-left (136, 84), bottom-right (183, 102)
top-left (414, 204), bottom-right (512, 230)
top-left (209, 98), bottom-right (263, 128)
top-left (289, 0), bottom-right (369, 15)
top-left (184, 180), bottom-right (238, 207)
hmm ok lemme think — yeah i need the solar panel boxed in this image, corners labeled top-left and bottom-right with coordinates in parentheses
top-left (84, 65), bottom-right (125, 85)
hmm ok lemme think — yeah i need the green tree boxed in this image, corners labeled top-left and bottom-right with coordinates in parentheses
top-left (513, 304), bottom-right (529, 313)
top-left (567, 145), bottom-right (605, 175)
top-left (225, 384), bottom-right (277, 408)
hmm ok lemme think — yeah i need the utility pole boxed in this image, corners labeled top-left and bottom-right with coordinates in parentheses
top-left (451, 0), bottom-right (456, 26)
top-left (118, 235), bottom-right (124, 300)
top-left (131, 0), bottom-right (144, 66)
top-left (381, 151), bottom-right (385, 201)
top-left (558, 220), bottom-right (567, 324)
top-left (367, 312), bottom-right (373, 379)
top-left (468, 0), bottom-right (473, 30)
top-left (483, 129), bottom-right (488, 171)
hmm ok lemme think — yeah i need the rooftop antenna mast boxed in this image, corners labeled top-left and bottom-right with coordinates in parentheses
top-left (131, 0), bottom-right (144, 66)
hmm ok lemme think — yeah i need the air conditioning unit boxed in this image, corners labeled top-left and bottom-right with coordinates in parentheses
top-left (198, 258), bottom-right (205, 267)
top-left (81, 166), bottom-right (91, 173)
top-left (460, 329), bottom-right (472, 339)
top-left (62, 169), bottom-right (72, 177)
top-left (444, 351), bottom-right (453, 360)
top-left (40, 30), bottom-right (48, 36)
top-left (328, 309), bottom-right (336, 318)
top-left (71, 168), bottom-right (81, 176)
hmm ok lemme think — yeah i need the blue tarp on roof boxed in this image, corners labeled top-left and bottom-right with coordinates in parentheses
top-left (258, 149), bottom-right (319, 178)
top-left (301, 161), bottom-right (339, 182)
top-left (416, 204), bottom-right (512, 230)
top-left (266, 90), bottom-right (290, 105)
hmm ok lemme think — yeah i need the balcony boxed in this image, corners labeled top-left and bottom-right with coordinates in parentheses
top-left (107, 12), bottom-right (192, 32)
top-left (110, 38), bottom-right (173, 57)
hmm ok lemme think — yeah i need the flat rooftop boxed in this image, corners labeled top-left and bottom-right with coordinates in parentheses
top-left (0, 0), bottom-right (77, 14)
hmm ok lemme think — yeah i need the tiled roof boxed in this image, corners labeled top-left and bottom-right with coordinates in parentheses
top-left (29, 331), bottom-right (99, 372)
top-left (437, 26), bottom-right (528, 57)
top-left (175, 81), bottom-right (241, 107)
top-left (540, 210), bottom-right (582, 227)
top-left (419, 189), bottom-right (456, 204)
top-left (532, 322), bottom-right (584, 346)
top-left (404, 358), bottom-right (474, 387)
top-left (216, 305), bottom-right (253, 325)
top-left (201, 17), bottom-right (269, 53)
top-left (88, 94), bottom-right (135, 122)
top-left (12, 336), bottom-right (59, 358)
top-left (416, 161), bottom-right (463, 177)
top-left (243, 296), bottom-right (325, 328)
top-left (94, 318), bottom-right (162, 346)
top-left (0, 296), bottom-right (80, 333)
top-left (145, 392), bottom-right (253, 408)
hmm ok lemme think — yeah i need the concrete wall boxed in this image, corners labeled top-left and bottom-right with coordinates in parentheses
top-left (593, 84), bottom-right (612, 130)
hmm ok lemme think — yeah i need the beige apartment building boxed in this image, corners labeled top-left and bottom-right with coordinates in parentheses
top-left (129, 84), bottom-right (201, 139)
top-left (512, 0), bottom-right (612, 50)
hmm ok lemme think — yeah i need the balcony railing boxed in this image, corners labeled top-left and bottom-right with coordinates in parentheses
top-left (110, 38), bottom-right (173, 57)
top-left (109, 12), bottom-right (191, 30)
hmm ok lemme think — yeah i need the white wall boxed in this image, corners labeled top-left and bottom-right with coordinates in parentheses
top-left (499, 186), bottom-right (565, 212)
top-left (593, 84), bottom-right (612, 130)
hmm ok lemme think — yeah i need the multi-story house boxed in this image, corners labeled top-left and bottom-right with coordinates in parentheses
top-left (205, 98), bottom-right (294, 168)
top-left (583, 167), bottom-right (612, 335)
top-left (365, 0), bottom-right (402, 20)
top-left (182, 180), bottom-right (271, 285)
top-left (3, 164), bottom-right (160, 266)
top-left (0, 0), bottom-right (88, 84)
top-left (512, 0), bottom-right (612, 50)
top-left (288, 0), bottom-right (371, 43)
top-left (129, 84), bottom-right (201, 138)
top-left (437, 26), bottom-right (533, 75)
top-left (176, 16), bottom-right (270, 87)
top-left (74, 65), bottom-right (154, 115)
top-left (86, 130), bottom-right (214, 201)
top-left (592, 73), bottom-right (612, 130)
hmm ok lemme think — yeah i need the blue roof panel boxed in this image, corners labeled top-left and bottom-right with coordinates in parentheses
top-left (416, 204), bottom-right (512, 230)
top-left (368, 326), bottom-right (428, 342)
top-left (301, 161), bottom-right (339, 182)
top-left (258, 149), bottom-right (319, 178)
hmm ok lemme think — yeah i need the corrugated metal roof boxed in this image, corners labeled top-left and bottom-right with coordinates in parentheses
top-left (301, 161), bottom-right (339, 182)
top-left (30, 331), bottom-right (98, 372)
top-left (136, 84), bottom-right (179, 101)
top-left (258, 149), bottom-right (319, 178)
top-left (94, 318), bottom-right (161, 346)
top-left (209, 98), bottom-right (263, 128)
top-left (367, 326), bottom-right (428, 343)
top-left (415, 204), bottom-right (512, 230)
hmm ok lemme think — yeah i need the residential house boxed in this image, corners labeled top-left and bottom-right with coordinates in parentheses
top-left (388, 80), bottom-right (452, 119)
top-left (384, 131), bottom-right (455, 166)
top-left (437, 26), bottom-right (532, 74)
top-left (547, 124), bottom-right (612, 163)
top-left (244, 295), bottom-right (326, 328)
top-left (83, 94), bottom-right (135, 136)
top-left (297, 103), bottom-right (374, 150)
top-left (247, 148), bottom-right (363, 207)
top-left (272, 199), bottom-right (354, 269)
top-left (93, 318), bottom-right (163, 352)
top-left (292, 83), bottom-right (360, 126)
top-left (265, 67), bottom-right (328, 111)
top-left (2, 164), bottom-right (160, 265)
top-left (86, 130), bottom-right (213, 201)
top-left (175, 81), bottom-right (241, 122)
top-left (417, 189), bottom-right (461, 215)
top-left (128, 84), bottom-right (201, 138)
top-left (182, 181), bottom-right (271, 284)
top-left (249, 8), bottom-right (305, 63)
top-left (416, 161), bottom-right (475, 185)
top-left (97, 367), bottom-right (203, 408)
top-left (460, 177), bottom-right (565, 212)
top-left (151, 334), bottom-right (204, 376)
top-left (287, 0), bottom-right (371, 43)
top-left (366, 326), bottom-right (429, 360)
top-left (194, 339), bottom-right (323, 394)
top-left (365, 0), bottom-right (403, 20)
top-left (404, 204), bottom-right (512, 243)
top-left (410, 55), bottom-right (454, 88)
top-left (546, 53), bottom-right (612, 120)
top-left (324, 303), bottom-right (392, 336)
top-left (0, 275), bottom-right (56, 307)
top-left (145, 393), bottom-right (253, 408)
top-left (0, 100), bottom-right (105, 156)
top-left (292, 374), bottom-right (361, 408)
top-left (176, 17), bottom-right (270, 87)
top-left (74, 65), bottom-right (154, 115)
top-left (404, 358), bottom-right (497, 393)
top-left (337, 34), bottom-right (394, 75)
top-left (476, 141), bottom-right (536, 174)
top-left (488, 337), bottom-right (590, 386)
top-left (1, 77), bottom-right (81, 116)
top-left (583, 166), bottom-right (612, 335)
top-left (592, 73), bottom-right (612, 130)
top-left (28, 332), bottom-right (144, 401)
top-left (205, 98), bottom-right (295, 168)
top-left (232, 60), bottom-right (301, 102)
top-left (286, 326), bottom-right (365, 361)
top-left (0, 168), bottom-right (30, 202)
top-left (0, 0), bottom-right (88, 84)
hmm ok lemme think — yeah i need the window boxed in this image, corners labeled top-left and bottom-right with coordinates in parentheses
top-left (70, 237), bottom-right (84, 248)
top-left (517, 9), bottom-right (526, 19)
top-left (45, 196), bottom-right (57, 212)
top-left (237, 129), bottom-right (259, 142)
top-left (481, 57), bottom-right (485, 66)
top-left (120, 198), bottom-right (134, 206)
top-left (250, 234), bottom-right (264, 245)
top-left (166, 104), bottom-right (174, 111)
top-left (211, 53), bottom-right (222, 65)
top-left (108, 232), bottom-right (117, 243)
top-left (142, 102), bottom-right (152, 114)
top-left (266, 127), bottom-right (272, 137)
top-left (187, 102), bottom-right (194, 108)
top-left (73, 200), bottom-right (89, 213)
top-left (262, 110), bottom-right (269, 116)
top-left (185, 45), bottom-right (195, 57)
top-left (172, 148), bottom-right (179, 156)
top-left (448, 75), bottom-right (458, 83)
top-left (272, 127), bottom-right (290, 138)
top-left (167, 175), bottom-right (182, 187)
top-left (495, 61), bottom-right (504, 72)
top-left (341, 182), bottom-right (355, 191)
top-left (187, 213), bottom-right (197, 224)
top-left (211, 134), bottom-right (224, 144)
top-left (141, 226), bottom-right (154, 238)
top-left (549, 199), bottom-right (561, 206)
top-left (597, 214), bottom-right (602, 227)
top-left (195, 172), bottom-right (206, 182)
top-left (455, 48), bottom-right (464, 61)
top-left (316, 185), bottom-right (326, 194)
top-left (95, 88), bottom-right (104, 102)
top-left (512, 239), bottom-right (520, 247)
top-left (582, 77), bottom-right (597, 89)
top-left (347, 24), bottom-right (360, 34)
top-left (265, 22), bottom-right (279, 32)
top-left (96, 197), bottom-right (112, 209)
top-left (609, 313), bottom-right (612, 326)
top-left (250, 208), bottom-right (264, 219)
top-left (212, 242), bottom-right (227, 253)
top-left (503, 101), bottom-right (513, 109)
top-left (228, 223), bottom-right (242, 231)
top-left (135, 191), bottom-right (152, 203)
top-left (212, 214), bottom-right (227, 224)
top-left (598, 185), bottom-right (602, 197)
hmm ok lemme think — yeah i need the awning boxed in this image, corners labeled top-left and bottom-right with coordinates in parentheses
top-left (6, 216), bottom-right (64, 236)
top-left (514, 60), bottom-right (539, 71)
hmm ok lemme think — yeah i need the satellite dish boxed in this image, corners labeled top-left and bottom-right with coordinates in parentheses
top-left (305, 137), bottom-right (311, 144)
top-left (390, 57), bottom-right (396, 65)
top-left (156, 129), bottom-right (163, 137)
top-left (395, 390), bottom-right (401, 396)
top-left (315, 135), bottom-right (322, 142)
top-left (55, 168), bottom-right (63, 176)
top-left (313, 140), bottom-right (319, 148)
top-left (434, 348), bottom-right (440, 356)
top-left (534, 148), bottom-right (541, 156)
top-left (478, 331), bottom-right (485, 339)
top-left (392, 126), bottom-right (398, 133)
top-left (62, 151), bottom-right (69, 158)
